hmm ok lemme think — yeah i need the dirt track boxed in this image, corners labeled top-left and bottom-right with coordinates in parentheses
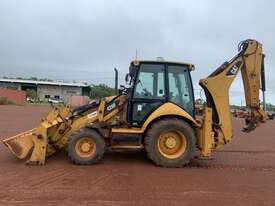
top-left (0, 105), bottom-right (275, 206)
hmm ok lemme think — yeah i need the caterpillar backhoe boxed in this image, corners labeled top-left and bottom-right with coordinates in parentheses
top-left (2, 39), bottom-right (266, 167)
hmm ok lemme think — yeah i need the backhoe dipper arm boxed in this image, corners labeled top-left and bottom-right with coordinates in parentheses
top-left (199, 39), bottom-right (266, 150)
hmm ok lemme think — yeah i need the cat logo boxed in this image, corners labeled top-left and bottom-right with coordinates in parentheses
top-left (226, 61), bottom-right (242, 76)
top-left (106, 102), bottom-right (116, 112)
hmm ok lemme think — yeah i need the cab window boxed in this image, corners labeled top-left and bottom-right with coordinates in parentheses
top-left (168, 65), bottom-right (194, 115)
top-left (134, 64), bottom-right (165, 99)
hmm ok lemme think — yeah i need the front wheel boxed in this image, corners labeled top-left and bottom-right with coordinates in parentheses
top-left (68, 128), bottom-right (106, 165)
top-left (144, 118), bottom-right (196, 167)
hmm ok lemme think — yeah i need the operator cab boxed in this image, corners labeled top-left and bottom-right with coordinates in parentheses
top-left (126, 60), bottom-right (195, 126)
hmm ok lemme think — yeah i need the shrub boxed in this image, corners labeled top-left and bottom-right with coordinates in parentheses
top-left (0, 97), bottom-right (16, 105)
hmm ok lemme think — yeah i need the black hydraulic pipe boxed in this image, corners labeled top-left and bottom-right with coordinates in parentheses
top-left (261, 54), bottom-right (266, 111)
top-left (261, 54), bottom-right (266, 92)
top-left (114, 68), bottom-right (118, 94)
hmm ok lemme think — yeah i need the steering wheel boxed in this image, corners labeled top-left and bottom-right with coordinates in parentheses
top-left (142, 88), bottom-right (152, 97)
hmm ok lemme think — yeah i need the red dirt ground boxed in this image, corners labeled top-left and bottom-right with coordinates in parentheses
top-left (0, 105), bottom-right (275, 206)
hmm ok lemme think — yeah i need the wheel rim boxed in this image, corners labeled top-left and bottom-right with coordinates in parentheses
top-left (75, 137), bottom-right (96, 158)
top-left (157, 130), bottom-right (187, 159)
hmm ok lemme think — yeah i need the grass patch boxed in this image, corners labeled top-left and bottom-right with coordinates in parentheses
top-left (0, 97), bottom-right (16, 105)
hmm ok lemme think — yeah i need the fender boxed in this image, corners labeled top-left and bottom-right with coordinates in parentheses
top-left (142, 102), bottom-right (200, 131)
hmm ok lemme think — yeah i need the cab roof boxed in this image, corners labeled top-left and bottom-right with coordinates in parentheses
top-left (130, 60), bottom-right (195, 71)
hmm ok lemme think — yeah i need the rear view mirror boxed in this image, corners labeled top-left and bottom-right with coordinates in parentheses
top-left (125, 73), bottom-right (131, 84)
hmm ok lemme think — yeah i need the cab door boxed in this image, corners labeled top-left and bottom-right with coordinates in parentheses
top-left (167, 64), bottom-right (195, 116)
top-left (128, 63), bottom-right (166, 126)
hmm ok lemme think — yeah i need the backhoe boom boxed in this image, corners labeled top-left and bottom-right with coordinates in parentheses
top-left (199, 39), bottom-right (266, 154)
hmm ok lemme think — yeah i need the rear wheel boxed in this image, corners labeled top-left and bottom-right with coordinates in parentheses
top-left (144, 118), bottom-right (196, 167)
top-left (68, 128), bottom-right (106, 165)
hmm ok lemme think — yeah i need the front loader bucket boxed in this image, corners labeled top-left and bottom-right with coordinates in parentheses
top-left (2, 126), bottom-right (48, 165)
top-left (2, 106), bottom-right (72, 165)
top-left (2, 129), bottom-right (35, 159)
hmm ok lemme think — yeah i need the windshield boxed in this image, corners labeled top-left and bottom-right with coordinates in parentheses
top-left (133, 64), bottom-right (165, 99)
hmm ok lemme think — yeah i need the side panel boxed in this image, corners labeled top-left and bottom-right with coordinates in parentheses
top-left (111, 102), bottom-right (199, 135)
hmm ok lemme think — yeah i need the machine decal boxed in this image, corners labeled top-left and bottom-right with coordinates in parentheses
top-left (87, 111), bottom-right (97, 119)
top-left (106, 102), bottom-right (116, 112)
top-left (226, 61), bottom-right (242, 76)
top-left (137, 104), bottom-right (143, 111)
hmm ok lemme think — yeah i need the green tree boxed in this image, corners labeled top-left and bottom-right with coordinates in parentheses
top-left (90, 84), bottom-right (115, 99)
top-left (1, 76), bottom-right (53, 82)
top-left (26, 89), bottom-right (37, 100)
top-left (29, 77), bottom-right (38, 81)
top-left (266, 103), bottom-right (275, 111)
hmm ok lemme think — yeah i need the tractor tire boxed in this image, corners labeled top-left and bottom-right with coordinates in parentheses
top-left (68, 128), bottom-right (106, 165)
top-left (144, 118), bottom-right (196, 167)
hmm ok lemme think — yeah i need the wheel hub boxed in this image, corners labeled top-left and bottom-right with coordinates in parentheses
top-left (81, 142), bottom-right (92, 152)
top-left (165, 136), bottom-right (177, 149)
top-left (75, 137), bottom-right (96, 158)
top-left (157, 130), bottom-right (187, 159)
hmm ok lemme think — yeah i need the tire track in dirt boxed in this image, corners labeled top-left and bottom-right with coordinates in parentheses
top-left (27, 168), bottom-right (70, 188)
top-left (0, 168), bottom-right (126, 205)
top-left (216, 150), bottom-right (275, 154)
top-left (0, 167), bottom-right (69, 191)
top-left (190, 149), bottom-right (275, 172)
top-left (187, 164), bottom-right (275, 171)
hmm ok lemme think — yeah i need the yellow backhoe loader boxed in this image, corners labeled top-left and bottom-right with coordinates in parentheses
top-left (2, 39), bottom-right (266, 167)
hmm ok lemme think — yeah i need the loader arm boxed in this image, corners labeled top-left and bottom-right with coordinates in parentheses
top-left (198, 39), bottom-right (266, 154)
top-left (2, 95), bottom-right (127, 165)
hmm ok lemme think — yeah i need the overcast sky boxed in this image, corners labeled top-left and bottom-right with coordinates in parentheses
top-left (0, 0), bottom-right (274, 105)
